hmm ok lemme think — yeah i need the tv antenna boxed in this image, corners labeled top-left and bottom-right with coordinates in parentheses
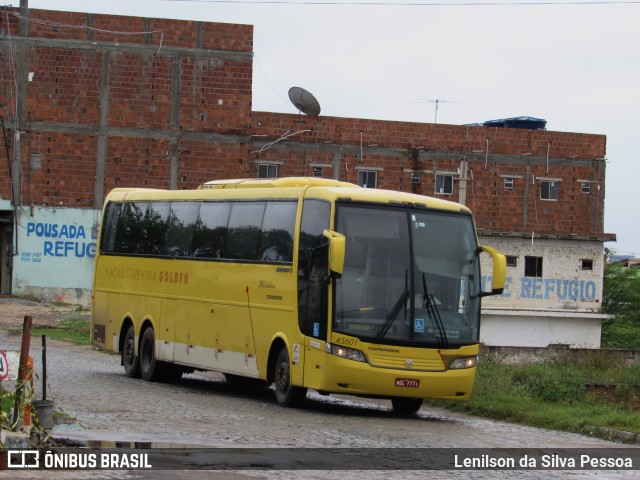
top-left (411, 98), bottom-right (461, 124)
top-left (288, 86), bottom-right (321, 117)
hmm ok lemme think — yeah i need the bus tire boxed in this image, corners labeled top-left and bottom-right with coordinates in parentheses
top-left (122, 325), bottom-right (140, 378)
top-left (391, 397), bottom-right (423, 415)
top-left (274, 347), bottom-right (307, 408)
top-left (139, 327), bottom-right (160, 382)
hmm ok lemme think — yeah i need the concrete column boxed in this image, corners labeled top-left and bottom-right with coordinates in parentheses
top-left (95, 52), bottom-right (111, 208)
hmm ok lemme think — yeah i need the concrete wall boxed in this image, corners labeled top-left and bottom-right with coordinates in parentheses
top-left (12, 206), bottom-right (99, 305)
top-left (480, 310), bottom-right (605, 348)
top-left (480, 237), bottom-right (603, 311)
top-left (478, 236), bottom-right (606, 348)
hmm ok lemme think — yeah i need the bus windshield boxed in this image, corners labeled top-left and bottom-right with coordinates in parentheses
top-left (333, 204), bottom-right (481, 347)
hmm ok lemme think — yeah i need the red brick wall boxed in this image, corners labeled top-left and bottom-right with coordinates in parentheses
top-left (0, 7), bottom-right (253, 205)
top-left (250, 112), bottom-right (607, 238)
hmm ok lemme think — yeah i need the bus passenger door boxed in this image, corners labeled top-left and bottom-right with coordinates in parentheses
top-left (300, 245), bottom-right (329, 390)
top-left (159, 298), bottom-right (177, 361)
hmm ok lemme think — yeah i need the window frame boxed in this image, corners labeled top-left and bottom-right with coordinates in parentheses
top-left (540, 180), bottom-right (559, 201)
top-left (504, 177), bottom-right (514, 190)
top-left (258, 163), bottom-right (278, 179)
top-left (358, 170), bottom-right (378, 189)
top-left (435, 174), bottom-right (454, 195)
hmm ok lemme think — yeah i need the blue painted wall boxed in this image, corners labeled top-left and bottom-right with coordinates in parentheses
top-left (13, 206), bottom-right (100, 304)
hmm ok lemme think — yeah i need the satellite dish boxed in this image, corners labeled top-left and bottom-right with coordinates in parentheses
top-left (288, 86), bottom-right (321, 116)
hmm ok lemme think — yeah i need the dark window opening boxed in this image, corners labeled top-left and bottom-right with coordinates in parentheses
top-left (580, 259), bottom-right (594, 270)
top-left (524, 256), bottom-right (543, 277)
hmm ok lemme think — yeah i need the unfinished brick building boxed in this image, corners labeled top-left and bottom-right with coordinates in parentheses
top-left (0, 7), bottom-right (614, 347)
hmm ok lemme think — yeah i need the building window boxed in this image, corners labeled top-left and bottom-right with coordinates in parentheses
top-left (540, 180), bottom-right (559, 200)
top-left (504, 178), bottom-right (514, 190)
top-left (580, 259), bottom-right (594, 270)
top-left (524, 256), bottom-right (543, 277)
top-left (435, 174), bottom-right (453, 195)
top-left (358, 170), bottom-right (377, 188)
top-left (258, 163), bottom-right (278, 178)
top-left (506, 255), bottom-right (518, 267)
top-left (582, 182), bottom-right (591, 194)
top-left (312, 167), bottom-right (323, 178)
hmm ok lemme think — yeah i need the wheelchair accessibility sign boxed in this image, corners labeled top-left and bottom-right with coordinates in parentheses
top-left (414, 318), bottom-right (425, 334)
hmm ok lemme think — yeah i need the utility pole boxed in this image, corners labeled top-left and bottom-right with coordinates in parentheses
top-left (11, 0), bottom-right (28, 208)
top-left (20, 0), bottom-right (28, 35)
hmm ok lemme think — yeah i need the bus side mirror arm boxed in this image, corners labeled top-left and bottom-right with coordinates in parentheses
top-left (478, 245), bottom-right (506, 297)
top-left (322, 229), bottom-right (345, 279)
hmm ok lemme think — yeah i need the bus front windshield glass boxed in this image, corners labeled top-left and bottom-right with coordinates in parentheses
top-left (333, 204), bottom-right (481, 347)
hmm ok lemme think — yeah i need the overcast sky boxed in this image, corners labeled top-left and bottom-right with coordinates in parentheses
top-left (14, 0), bottom-right (640, 255)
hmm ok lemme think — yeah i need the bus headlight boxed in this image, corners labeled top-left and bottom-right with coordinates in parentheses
top-left (448, 355), bottom-right (478, 370)
top-left (327, 344), bottom-right (366, 362)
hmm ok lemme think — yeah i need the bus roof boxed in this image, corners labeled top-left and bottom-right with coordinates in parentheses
top-left (105, 177), bottom-right (471, 214)
top-left (198, 177), bottom-right (357, 189)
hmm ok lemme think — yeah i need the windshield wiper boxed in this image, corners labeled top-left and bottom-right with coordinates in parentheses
top-left (376, 269), bottom-right (409, 342)
top-left (376, 290), bottom-right (410, 342)
top-left (422, 273), bottom-right (449, 347)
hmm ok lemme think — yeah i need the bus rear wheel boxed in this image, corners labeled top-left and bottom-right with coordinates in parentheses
top-left (139, 327), bottom-right (160, 382)
top-left (391, 397), bottom-right (423, 415)
top-left (274, 347), bottom-right (307, 408)
top-left (122, 325), bottom-right (140, 378)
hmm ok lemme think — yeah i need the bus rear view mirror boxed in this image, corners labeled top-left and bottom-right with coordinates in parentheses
top-left (322, 229), bottom-right (346, 278)
top-left (479, 245), bottom-right (507, 297)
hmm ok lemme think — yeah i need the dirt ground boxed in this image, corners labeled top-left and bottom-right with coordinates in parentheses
top-left (0, 296), bottom-right (87, 329)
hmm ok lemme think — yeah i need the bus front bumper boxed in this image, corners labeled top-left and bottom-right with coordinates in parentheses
top-left (320, 354), bottom-right (476, 401)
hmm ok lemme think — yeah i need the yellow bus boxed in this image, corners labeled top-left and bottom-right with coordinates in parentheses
top-left (91, 177), bottom-right (505, 414)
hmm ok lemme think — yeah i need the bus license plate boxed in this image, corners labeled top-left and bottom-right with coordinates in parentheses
top-left (395, 378), bottom-right (420, 388)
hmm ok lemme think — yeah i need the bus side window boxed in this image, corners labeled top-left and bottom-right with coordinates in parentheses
top-left (258, 201), bottom-right (297, 263)
top-left (166, 201), bottom-right (199, 257)
top-left (297, 199), bottom-right (330, 339)
top-left (100, 202), bottom-right (122, 253)
top-left (192, 202), bottom-right (231, 259)
top-left (224, 202), bottom-right (266, 261)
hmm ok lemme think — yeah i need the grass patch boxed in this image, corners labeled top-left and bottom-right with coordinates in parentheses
top-left (428, 351), bottom-right (640, 438)
top-left (31, 317), bottom-right (90, 345)
top-left (603, 319), bottom-right (640, 349)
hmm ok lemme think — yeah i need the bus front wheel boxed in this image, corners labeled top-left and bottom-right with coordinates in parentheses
top-left (391, 397), bottom-right (423, 415)
top-left (122, 325), bottom-right (140, 378)
top-left (274, 347), bottom-right (307, 408)
top-left (139, 328), bottom-right (160, 382)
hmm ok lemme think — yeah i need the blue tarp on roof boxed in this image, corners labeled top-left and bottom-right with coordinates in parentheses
top-left (483, 116), bottom-right (547, 130)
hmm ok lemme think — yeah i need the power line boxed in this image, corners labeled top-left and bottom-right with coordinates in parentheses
top-left (162, 0), bottom-right (640, 6)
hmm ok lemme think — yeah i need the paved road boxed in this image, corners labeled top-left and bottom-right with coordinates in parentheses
top-left (1, 321), bottom-right (638, 479)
